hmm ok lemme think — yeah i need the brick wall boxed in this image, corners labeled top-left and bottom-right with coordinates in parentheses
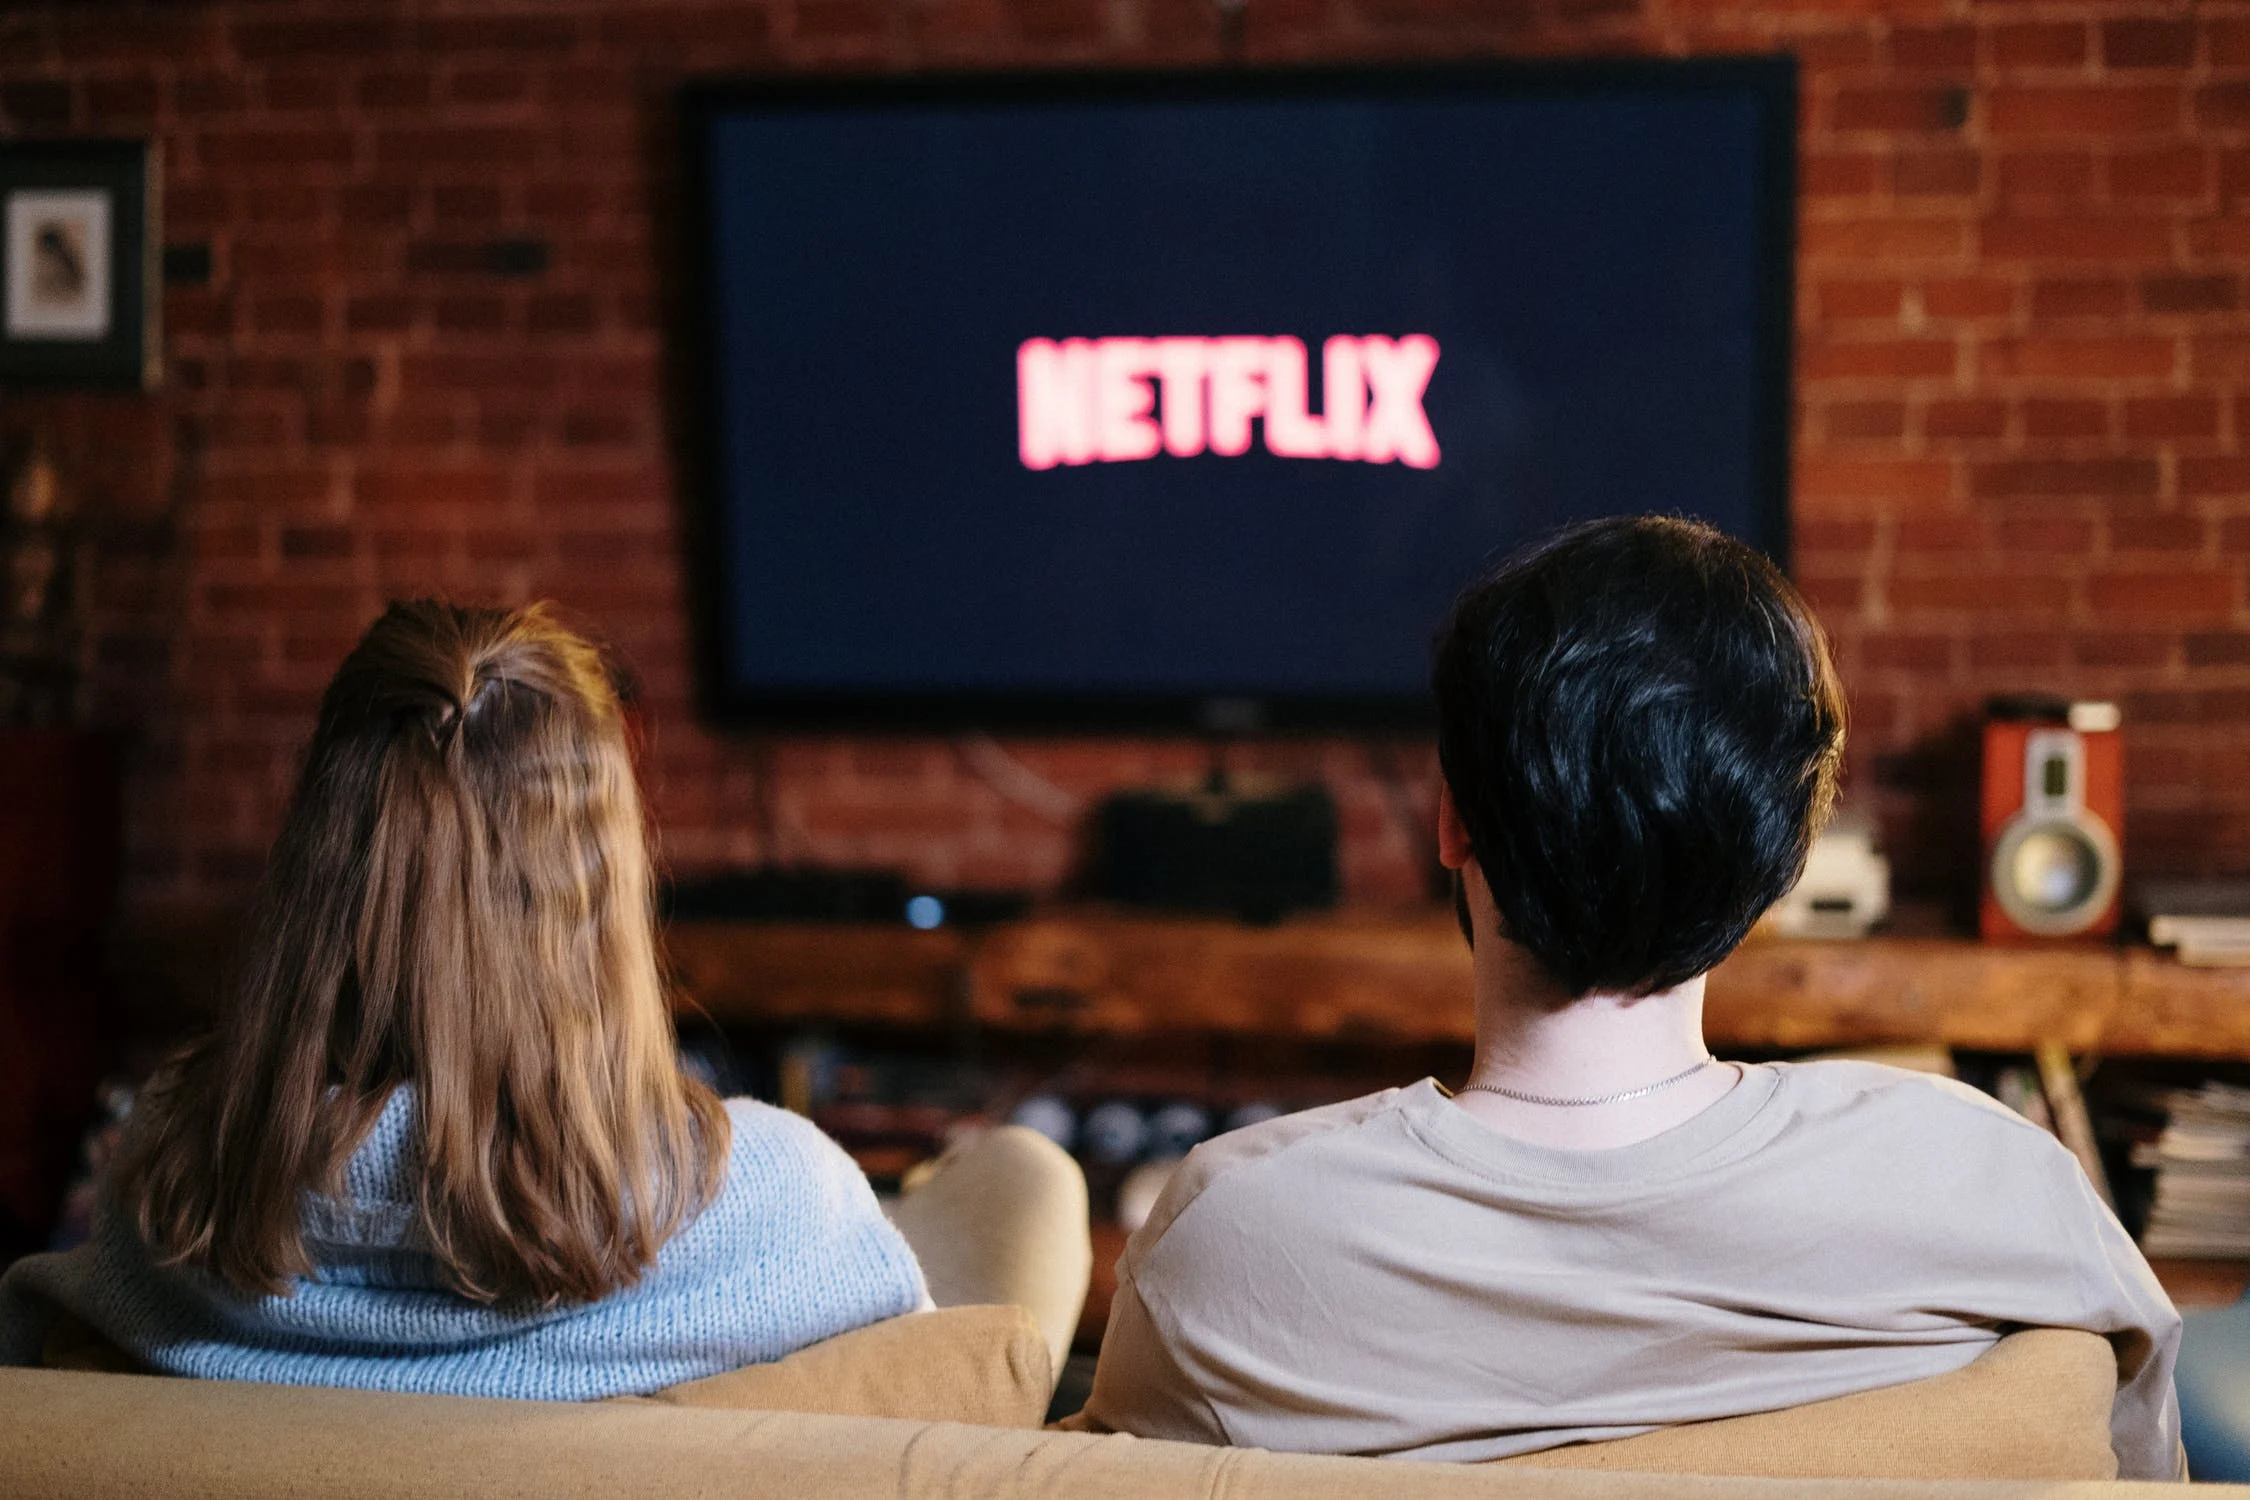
top-left (4, 0), bottom-right (2250, 924)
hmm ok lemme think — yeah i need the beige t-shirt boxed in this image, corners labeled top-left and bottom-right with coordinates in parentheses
top-left (1081, 1061), bottom-right (2181, 1479)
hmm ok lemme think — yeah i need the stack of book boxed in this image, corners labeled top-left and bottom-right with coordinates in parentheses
top-left (2140, 878), bottom-right (2250, 967)
top-left (2136, 1082), bottom-right (2250, 1259)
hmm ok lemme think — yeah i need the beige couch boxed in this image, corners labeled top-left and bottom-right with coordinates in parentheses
top-left (0, 1310), bottom-right (2221, 1498)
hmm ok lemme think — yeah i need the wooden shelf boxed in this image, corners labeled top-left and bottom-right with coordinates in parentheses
top-left (665, 922), bottom-right (965, 1030)
top-left (663, 908), bottom-right (2248, 1059)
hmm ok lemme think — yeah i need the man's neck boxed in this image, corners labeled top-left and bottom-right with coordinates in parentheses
top-left (1455, 943), bottom-right (1736, 1150)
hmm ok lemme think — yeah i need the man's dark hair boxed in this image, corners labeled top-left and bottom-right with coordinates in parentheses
top-left (1432, 515), bottom-right (1845, 998)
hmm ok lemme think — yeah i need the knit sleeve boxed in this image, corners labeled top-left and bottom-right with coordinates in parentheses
top-left (702, 1100), bottom-right (930, 1346)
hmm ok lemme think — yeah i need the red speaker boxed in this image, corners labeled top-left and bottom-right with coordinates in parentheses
top-left (1979, 700), bottom-right (2123, 942)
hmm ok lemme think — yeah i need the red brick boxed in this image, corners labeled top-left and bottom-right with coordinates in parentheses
top-left (1990, 22), bottom-right (2087, 70)
top-left (1888, 575), bottom-right (2070, 613)
top-left (2021, 399), bottom-right (2109, 439)
top-left (2087, 572), bottom-right (2236, 618)
top-left (1980, 337), bottom-right (2175, 380)
top-left (176, 71), bottom-right (249, 114)
top-left (2079, 636), bottom-right (2178, 670)
top-left (1921, 278), bottom-right (2015, 319)
top-left (2200, 85), bottom-right (2250, 130)
top-left (434, 295), bottom-right (507, 332)
top-left (280, 526), bottom-right (355, 561)
top-left (1799, 219), bottom-right (1969, 262)
top-left (355, 468), bottom-right (513, 516)
top-left (374, 128), bottom-right (544, 171)
top-left (1926, 399), bottom-right (2007, 439)
top-left (1804, 153), bottom-right (1880, 197)
top-left (528, 295), bottom-right (598, 335)
top-left (443, 70), bottom-right (535, 107)
top-left (2214, 19), bottom-right (2250, 67)
top-left (1832, 85), bottom-right (1969, 133)
top-left (1996, 518), bottom-right (2098, 553)
top-left (1970, 458), bottom-right (2161, 499)
top-left (1, 78), bottom-right (75, 128)
top-left (2189, 221), bottom-right (2250, 258)
top-left (2110, 515), bottom-right (2207, 552)
top-left (199, 128), bottom-right (355, 172)
top-left (1793, 572), bottom-right (1867, 613)
top-left (2195, 338), bottom-right (2250, 381)
top-left (233, 19), bottom-right (402, 60)
top-left (1798, 457), bottom-right (1956, 506)
top-left (347, 295), bottom-right (415, 334)
top-left (1894, 150), bottom-right (1979, 196)
top-left (2124, 396), bottom-right (2220, 440)
top-left (1971, 634), bottom-right (2067, 669)
top-left (1796, 520), bottom-right (1879, 552)
top-left (2102, 19), bottom-right (2197, 69)
top-left (1891, 24), bottom-right (1975, 69)
top-left (1801, 339), bottom-right (1957, 380)
top-left (1893, 517), bottom-right (1985, 554)
top-left (430, 186), bottom-right (505, 223)
top-left (1817, 280), bottom-right (1904, 320)
top-left (1982, 217), bottom-right (2173, 261)
top-left (1987, 87), bottom-right (2179, 138)
top-left (2144, 274), bottom-right (2239, 314)
top-left (2180, 456), bottom-right (2250, 496)
top-left (358, 71), bottom-right (432, 110)
top-left (2187, 633), bottom-right (2250, 666)
top-left (1996, 151), bottom-right (2094, 201)
top-left (1823, 401), bottom-right (1908, 441)
top-left (85, 76), bottom-right (159, 124)
top-left (250, 296), bottom-right (325, 336)
top-left (341, 185), bottom-right (415, 227)
top-left (1864, 635), bottom-right (1954, 671)
top-left (2111, 148), bottom-right (2209, 203)
top-left (2030, 278), bottom-right (2128, 319)
top-left (416, 16), bottom-right (584, 52)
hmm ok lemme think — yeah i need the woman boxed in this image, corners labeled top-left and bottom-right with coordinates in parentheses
top-left (0, 601), bottom-right (1083, 1397)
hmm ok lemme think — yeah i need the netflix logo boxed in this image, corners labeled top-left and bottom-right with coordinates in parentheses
top-left (1017, 335), bottom-right (1441, 471)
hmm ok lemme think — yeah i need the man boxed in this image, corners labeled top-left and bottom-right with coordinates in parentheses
top-left (1077, 516), bottom-right (2180, 1478)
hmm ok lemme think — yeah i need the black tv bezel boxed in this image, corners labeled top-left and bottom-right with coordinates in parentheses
top-left (679, 57), bottom-right (1798, 735)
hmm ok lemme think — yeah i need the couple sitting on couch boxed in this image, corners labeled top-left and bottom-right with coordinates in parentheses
top-left (0, 517), bottom-right (2182, 1480)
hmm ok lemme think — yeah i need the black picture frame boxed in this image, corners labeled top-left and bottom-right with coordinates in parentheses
top-left (678, 60), bottom-right (1797, 735)
top-left (0, 139), bottom-right (161, 390)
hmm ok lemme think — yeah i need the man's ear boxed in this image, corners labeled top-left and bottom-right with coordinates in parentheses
top-left (1437, 779), bottom-right (1475, 871)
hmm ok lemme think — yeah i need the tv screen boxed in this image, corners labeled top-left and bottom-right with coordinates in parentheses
top-left (686, 62), bottom-right (1795, 730)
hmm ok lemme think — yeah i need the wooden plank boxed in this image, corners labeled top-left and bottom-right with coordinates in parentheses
top-left (967, 911), bottom-right (1474, 1042)
top-left (663, 921), bottom-right (966, 1029)
top-left (2111, 950), bottom-right (2250, 1058)
top-left (665, 912), bottom-right (2238, 1059)
top-left (2149, 1258), bottom-right (2250, 1308)
top-left (1705, 938), bottom-right (2119, 1053)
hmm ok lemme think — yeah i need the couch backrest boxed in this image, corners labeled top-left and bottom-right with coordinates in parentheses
top-left (1495, 1327), bottom-right (2118, 1480)
top-left (0, 1365), bottom-right (2191, 1500)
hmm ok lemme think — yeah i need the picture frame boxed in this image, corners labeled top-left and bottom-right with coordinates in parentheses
top-left (0, 140), bottom-right (160, 390)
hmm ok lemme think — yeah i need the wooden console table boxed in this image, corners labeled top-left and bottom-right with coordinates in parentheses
top-left (665, 909), bottom-right (2250, 1059)
top-left (667, 909), bottom-right (2250, 1328)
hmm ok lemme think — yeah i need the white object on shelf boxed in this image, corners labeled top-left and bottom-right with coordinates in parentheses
top-left (1767, 818), bottom-right (1891, 939)
top-left (2150, 915), bottom-right (2250, 968)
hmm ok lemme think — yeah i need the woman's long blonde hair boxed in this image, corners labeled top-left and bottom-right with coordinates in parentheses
top-left (114, 600), bottom-right (729, 1306)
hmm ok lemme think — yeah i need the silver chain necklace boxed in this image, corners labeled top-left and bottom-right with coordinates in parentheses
top-left (1457, 1054), bottom-right (1718, 1108)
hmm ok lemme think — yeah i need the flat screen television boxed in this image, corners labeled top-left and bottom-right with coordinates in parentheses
top-left (684, 61), bottom-right (1796, 731)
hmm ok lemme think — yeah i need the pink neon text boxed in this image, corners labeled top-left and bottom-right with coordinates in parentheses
top-left (1017, 335), bottom-right (1441, 472)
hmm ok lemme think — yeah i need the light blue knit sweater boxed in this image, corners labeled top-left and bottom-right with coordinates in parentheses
top-left (0, 1091), bottom-right (929, 1399)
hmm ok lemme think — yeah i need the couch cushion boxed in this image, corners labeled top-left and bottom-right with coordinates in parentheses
top-left (46, 1302), bottom-right (1049, 1430)
top-left (631, 1303), bottom-right (1051, 1428)
top-left (1495, 1329), bottom-right (2118, 1480)
top-left (0, 1365), bottom-right (2168, 1500)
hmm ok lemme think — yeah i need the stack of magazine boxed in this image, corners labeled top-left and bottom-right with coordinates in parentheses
top-left (2137, 1082), bottom-right (2250, 1258)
